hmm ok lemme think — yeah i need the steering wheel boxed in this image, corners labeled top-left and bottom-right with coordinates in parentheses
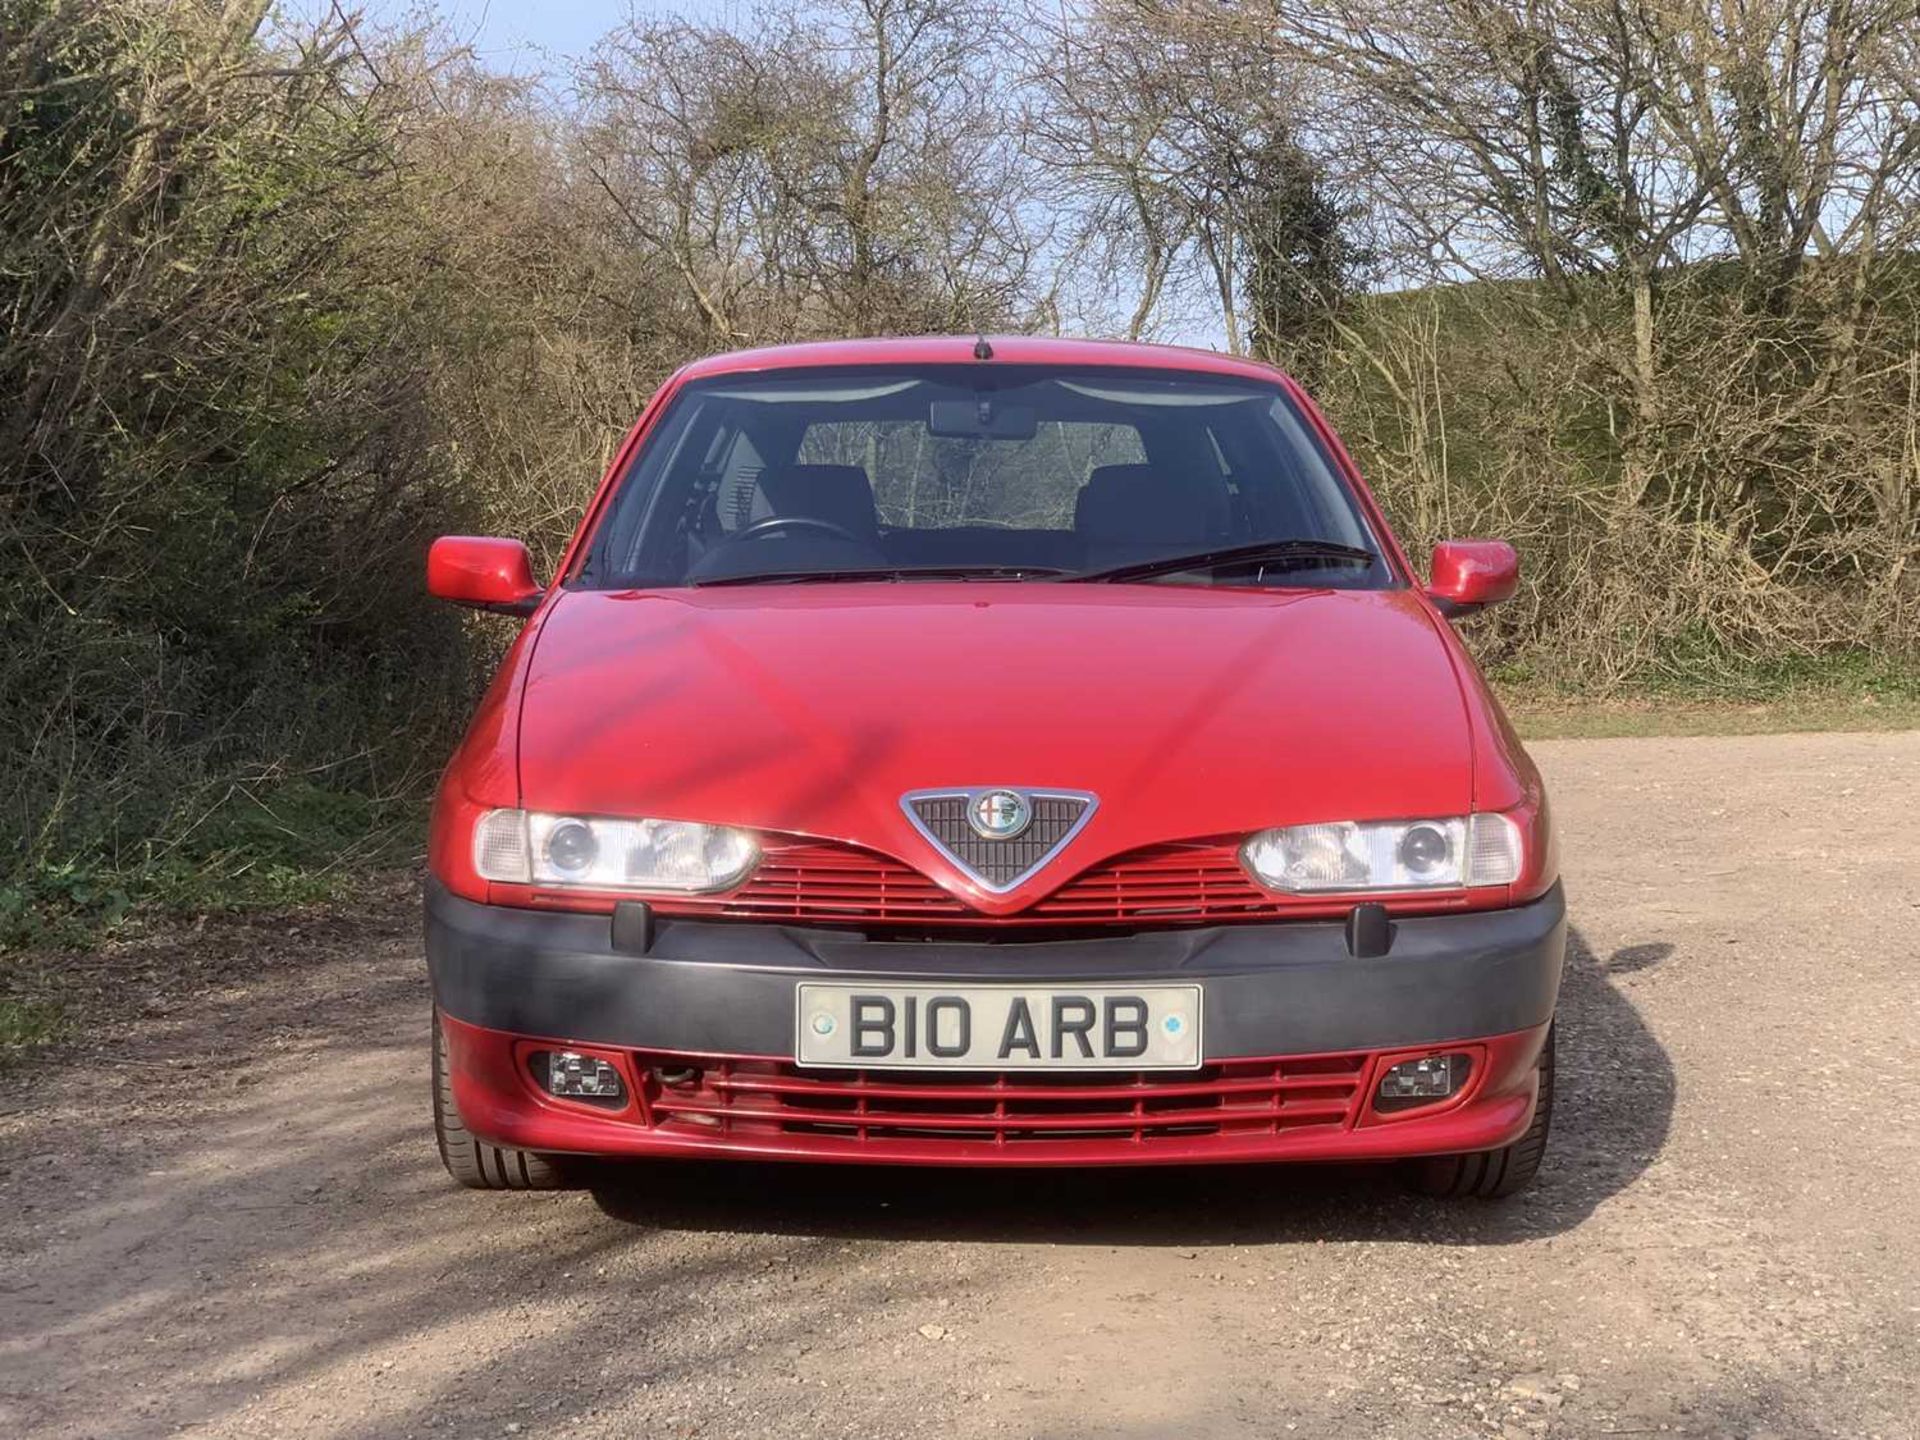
top-left (724, 515), bottom-right (861, 545)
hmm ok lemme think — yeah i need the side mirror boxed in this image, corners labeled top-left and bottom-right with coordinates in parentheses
top-left (427, 536), bottom-right (544, 617)
top-left (1427, 540), bottom-right (1518, 618)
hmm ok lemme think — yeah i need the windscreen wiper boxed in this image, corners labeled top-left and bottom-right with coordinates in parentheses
top-left (1065, 539), bottom-right (1378, 585)
top-left (692, 564), bottom-right (1073, 588)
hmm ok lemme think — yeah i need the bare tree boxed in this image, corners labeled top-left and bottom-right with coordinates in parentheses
top-left (1021, 0), bottom-right (1364, 361)
top-left (1247, 0), bottom-right (1920, 480)
top-left (1020, 0), bottom-right (1193, 339)
top-left (577, 0), bottom-right (1042, 344)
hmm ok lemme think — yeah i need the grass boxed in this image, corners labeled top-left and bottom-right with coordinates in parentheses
top-left (0, 779), bottom-right (417, 1068)
top-left (3, 779), bottom-right (417, 950)
top-left (1509, 690), bottom-right (1920, 738)
top-left (1500, 652), bottom-right (1920, 738)
top-left (0, 996), bottom-right (61, 1056)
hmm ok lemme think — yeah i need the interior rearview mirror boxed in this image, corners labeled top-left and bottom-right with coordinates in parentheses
top-left (928, 399), bottom-right (1039, 440)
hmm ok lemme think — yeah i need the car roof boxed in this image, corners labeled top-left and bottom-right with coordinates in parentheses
top-left (673, 335), bottom-right (1296, 385)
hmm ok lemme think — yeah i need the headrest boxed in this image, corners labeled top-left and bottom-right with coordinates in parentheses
top-left (1074, 464), bottom-right (1214, 546)
top-left (755, 464), bottom-right (878, 539)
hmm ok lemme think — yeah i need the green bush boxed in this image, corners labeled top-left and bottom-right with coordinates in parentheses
top-left (1, 0), bottom-right (488, 927)
top-left (1321, 270), bottom-right (1920, 690)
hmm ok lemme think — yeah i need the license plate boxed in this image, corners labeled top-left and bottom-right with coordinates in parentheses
top-left (794, 983), bottom-right (1202, 1070)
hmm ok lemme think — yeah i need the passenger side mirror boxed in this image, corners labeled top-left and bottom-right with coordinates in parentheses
top-left (1426, 540), bottom-right (1519, 618)
top-left (427, 536), bottom-right (544, 617)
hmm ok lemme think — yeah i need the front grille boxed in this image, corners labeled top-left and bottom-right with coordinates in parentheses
top-left (906, 793), bottom-right (1090, 889)
top-left (640, 836), bottom-right (1290, 925)
top-left (1030, 842), bottom-right (1283, 922)
top-left (633, 1051), bottom-right (1369, 1146)
top-left (661, 839), bottom-right (963, 920)
top-left (645, 836), bottom-right (1288, 926)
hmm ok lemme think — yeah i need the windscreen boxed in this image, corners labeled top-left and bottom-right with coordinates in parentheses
top-left (577, 365), bottom-right (1392, 589)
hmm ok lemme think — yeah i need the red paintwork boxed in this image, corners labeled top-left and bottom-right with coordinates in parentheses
top-left (433, 582), bottom-right (1551, 912)
top-left (1429, 539), bottom-right (1521, 610)
top-left (427, 536), bottom-right (542, 611)
top-left (507, 586), bottom-right (1480, 915)
top-left (439, 1012), bottom-right (1549, 1167)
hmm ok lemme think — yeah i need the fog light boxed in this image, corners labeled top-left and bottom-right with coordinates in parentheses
top-left (1376, 1053), bottom-right (1470, 1111)
top-left (539, 1050), bottom-right (626, 1101)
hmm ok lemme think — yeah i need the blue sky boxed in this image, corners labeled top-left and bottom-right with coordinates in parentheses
top-left (288, 0), bottom-right (714, 71)
top-left (431, 0), bottom-right (616, 65)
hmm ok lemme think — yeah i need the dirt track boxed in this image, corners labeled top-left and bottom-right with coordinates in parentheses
top-left (3, 732), bottom-right (1918, 1439)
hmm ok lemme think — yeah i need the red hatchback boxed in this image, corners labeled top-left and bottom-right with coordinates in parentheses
top-left (425, 337), bottom-right (1563, 1197)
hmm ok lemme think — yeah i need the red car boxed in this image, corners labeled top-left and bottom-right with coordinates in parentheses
top-left (425, 337), bottom-right (1562, 1198)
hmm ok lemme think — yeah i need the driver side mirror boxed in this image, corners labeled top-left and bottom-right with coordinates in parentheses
top-left (427, 536), bottom-right (544, 617)
top-left (1426, 540), bottom-right (1519, 618)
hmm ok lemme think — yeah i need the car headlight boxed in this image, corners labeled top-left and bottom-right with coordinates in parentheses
top-left (1241, 814), bottom-right (1521, 893)
top-left (472, 809), bottom-right (759, 892)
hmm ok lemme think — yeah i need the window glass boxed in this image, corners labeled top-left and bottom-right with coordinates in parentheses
top-left (796, 421), bottom-right (1146, 530)
top-left (577, 365), bottom-right (1389, 589)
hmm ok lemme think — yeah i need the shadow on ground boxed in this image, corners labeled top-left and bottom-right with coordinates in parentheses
top-left (0, 906), bottom-right (1676, 1439)
top-left (590, 923), bottom-right (1675, 1247)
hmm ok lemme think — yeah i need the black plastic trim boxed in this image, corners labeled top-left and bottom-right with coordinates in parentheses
top-left (425, 880), bottom-right (1566, 1061)
top-left (1345, 902), bottom-right (1394, 958)
top-left (610, 901), bottom-right (655, 955)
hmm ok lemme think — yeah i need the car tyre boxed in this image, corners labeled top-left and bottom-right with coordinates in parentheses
top-left (432, 1007), bottom-right (568, 1191)
top-left (1407, 1023), bottom-right (1554, 1200)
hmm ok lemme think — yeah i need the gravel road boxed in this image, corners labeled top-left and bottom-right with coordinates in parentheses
top-left (3, 732), bottom-right (1918, 1439)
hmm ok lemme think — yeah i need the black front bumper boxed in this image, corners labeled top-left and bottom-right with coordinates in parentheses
top-left (425, 880), bottom-right (1566, 1059)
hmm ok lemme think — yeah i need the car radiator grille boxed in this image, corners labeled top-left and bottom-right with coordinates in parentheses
top-left (631, 1051), bottom-right (1370, 1146)
top-left (647, 835), bottom-right (1286, 926)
